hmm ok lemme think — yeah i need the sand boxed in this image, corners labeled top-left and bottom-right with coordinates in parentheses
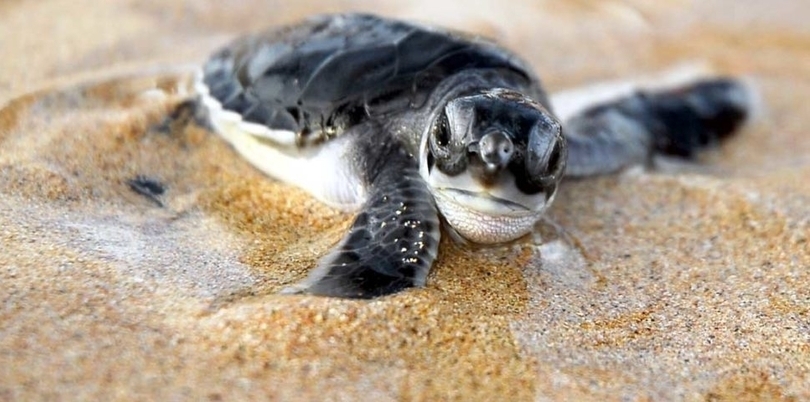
top-left (1, 0), bottom-right (808, 400)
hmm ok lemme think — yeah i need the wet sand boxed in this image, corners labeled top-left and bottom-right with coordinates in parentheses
top-left (1, 1), bottom-right (808, 400)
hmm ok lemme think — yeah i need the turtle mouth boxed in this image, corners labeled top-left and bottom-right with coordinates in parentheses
top-left (431, 187), bottom-right (548, 244)
top-left (436, 188), bottom-right (536, 215)
top-left (426, 167), bottom-right (555, 217)
top-left (419, 139), bottom-right (556, 243)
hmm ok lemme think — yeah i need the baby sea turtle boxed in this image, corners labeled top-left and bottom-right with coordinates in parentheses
top-left (194, 13), bottom-right (751, 298)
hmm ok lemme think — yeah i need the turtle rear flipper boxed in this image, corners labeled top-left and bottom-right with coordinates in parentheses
top-left (562, 78), bottom-right (753, 177)
top-left (283, 138), bottom-right (441, 299)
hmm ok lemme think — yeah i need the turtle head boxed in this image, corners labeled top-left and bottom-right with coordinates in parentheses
top-left (421, 88), bottom-right (566, 243)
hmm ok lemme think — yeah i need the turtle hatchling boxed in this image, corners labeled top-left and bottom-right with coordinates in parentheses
top-left (194, 13), bottom-right (752, 298)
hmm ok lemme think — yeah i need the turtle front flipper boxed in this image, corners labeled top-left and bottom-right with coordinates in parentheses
top-left (283, 138), bottom-right (441, 299)
top-left (562, 78), bottom-right (753, 177)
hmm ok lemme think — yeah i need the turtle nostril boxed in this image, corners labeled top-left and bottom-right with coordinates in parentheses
top-left (500, 141), bottom-right (514, 160)
top-left (479, 131), bottom-right (513, 167)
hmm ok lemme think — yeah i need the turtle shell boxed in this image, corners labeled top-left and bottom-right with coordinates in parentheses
top-left (202, 13), bottom-right (544, 138)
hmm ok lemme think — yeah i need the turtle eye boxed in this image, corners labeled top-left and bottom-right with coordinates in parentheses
top-left (545, 140), bottom-right (566, 178)
top-left (429, 112), bottom-right (452, 159)
top-left (533, 139), bottom-right (566, 186)
top-left (434, 112), bottom-right (450, 147)
top-left (428, 112), bottom-right (467, 175)
top-left (519, 121), bottom-right (566, 193)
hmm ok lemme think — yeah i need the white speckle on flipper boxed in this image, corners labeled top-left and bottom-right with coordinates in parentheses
top-left (551, 61), bottom-right (715, 122)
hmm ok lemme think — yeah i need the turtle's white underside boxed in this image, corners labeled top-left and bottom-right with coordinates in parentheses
top-left (195, 73), bottom-right (366, 212)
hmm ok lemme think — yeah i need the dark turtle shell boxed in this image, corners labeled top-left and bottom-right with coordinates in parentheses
top-left (202, 13), bottom-right (546, 139)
